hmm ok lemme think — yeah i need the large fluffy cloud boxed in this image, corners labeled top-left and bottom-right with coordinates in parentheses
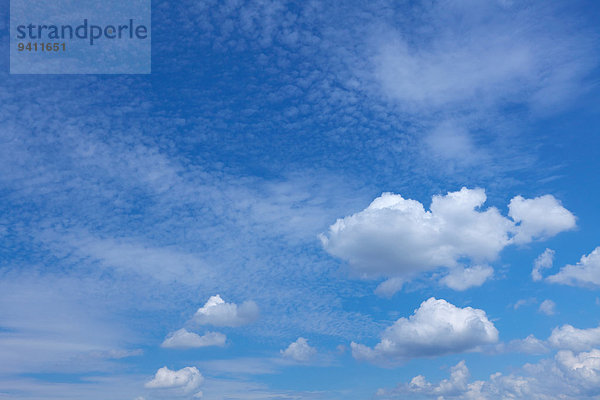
top-left (280, 337), bottom-right (317, 362)
top-left (192, 295), bottom-right (259, 327)
top-left (351, 298), bottom-right (498, 363)
top-left (161, 329), bottom-right (226, 349)
top-left (321, 188), bottom-right (575, 292)
top-left (322, 188), bottom-right (510, 276)
top-left (547, 247), bottom-right (600, 287)
top-left (145, 366), bottom-right (203, 393)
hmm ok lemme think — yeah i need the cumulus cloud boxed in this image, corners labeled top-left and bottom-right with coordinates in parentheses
top-left (378, 349), bottom-right (600, 399)
top-left (351, 298), bottom-right (498, 363)
top-left (192, 295), bottom-right (259, 327)
top-left (532, 248), bottom-right (555, 281)
top-left (548, 324), bottom-right (600, 352)
top-left (547, 247), bottom-right (600, 287)
top-left (321, 188), bottom-right (574, 291)
top-left (556, 349), bottom-right (600, 389)
top-left (145, 366), bottom-right (203, 393)
top-left (538, 300), bottom-right (556, 316)
top-left (403, 360), bottom-right (473, 398)
top-left (322, 188), bottom-right (509, 276)
top-left (508, 195), bottom-right (576, 244)
top-left (498, 323), bottom-right (600, 356)
top-left (280, 337), bottom-right (317, 362)
top-left (161, 329), bottom-right (226, 349)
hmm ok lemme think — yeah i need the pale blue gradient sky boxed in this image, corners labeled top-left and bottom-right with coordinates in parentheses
top-left (1, 1), bottom-right (600, 399)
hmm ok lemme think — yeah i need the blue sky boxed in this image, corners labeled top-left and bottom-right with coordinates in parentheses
top-left (1, 0), bottom-right (600, 399)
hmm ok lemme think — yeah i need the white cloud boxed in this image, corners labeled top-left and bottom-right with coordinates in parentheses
top-left (145, 366), bottom-right (203, 393)
top-left (374, 27), bottom-right (534, 110)
top-left (39, 231), bottom-right (213, 284)
top-left (374, 277), bottom-right (405, 298)
top-left (378, 349), bottom-right (600, 399)
top-left (193, 295), bottom-right (259, 327)
top-left (161, 329), bottom-right (226, 349)
top-left (404, 360), bottom-right (474, 397)
top-left (513, 298), bottom-right (536, 310)
top-left (351, 298), bottom-right (498, 363)
top-left (90, 349), bottom-right (144, 359)
top-left (547, 247), bottom-right (600, 287)
top-left (372, 1), bottom-right (596, 112)
top-left (556, 349), bottom-right (600, 387)
top-left (423, 122), bottom-right (487, 168)
top-left (538, 300), bottom-right (556, 316)
top-left (548, 325), bottom-right (600, 352)
top-left (499, 323), bottom-right (600, 355)
top-left (504, 335), bottom-right (549, 355)
top-left (280, 337), bottom-right (317, 362)
top-left (0, 274), bottom-right (137, 375)
top-left (440, 265), bottom-right (494, 291)
top-left (196, 357), bottom-right (279, 376)
top-left (321, 188), bottom-right (511, 277)
top-left (508, 195), bottom-right (576, 244)
top-left (321, 188), bottom-right (574, 291)
top-left (532, 248), bottom-right (555, 281)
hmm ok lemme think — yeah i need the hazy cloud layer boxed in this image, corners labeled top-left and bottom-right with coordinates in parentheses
top-left (161, 329), bottom-right (226, 349)
top-left (372, 0), bottom-right (597, 113)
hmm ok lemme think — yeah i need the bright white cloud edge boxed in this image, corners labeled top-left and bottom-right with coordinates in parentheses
top-left (145, 366), bottom-right (203, 393)
top-left (351, 297), bottom-right (498, 363)
top-left (193, 295), bottom-right (259, 327)
top-left (547, 247), bottom-right (600, 287)
top-left (321, 188), bottom-right (575, 295)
